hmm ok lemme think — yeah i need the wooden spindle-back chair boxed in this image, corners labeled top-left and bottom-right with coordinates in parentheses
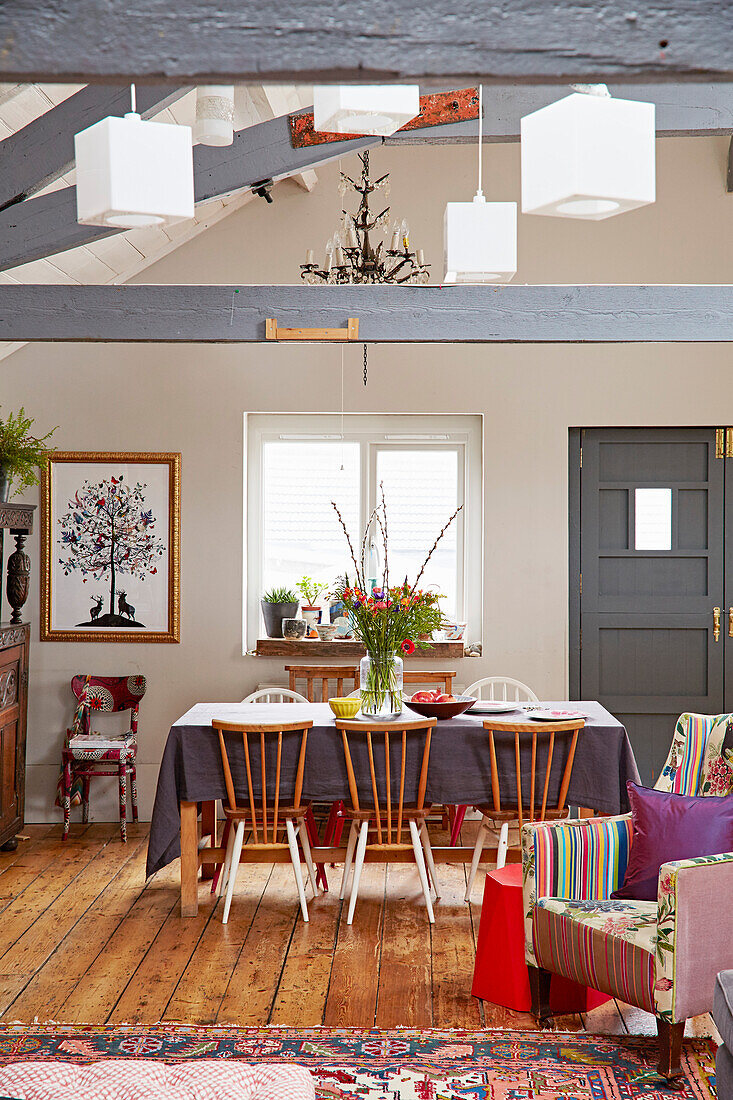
top-left (335, 716), bottom-right (439, 924)
top-left (403, 670), bottom-right (457, 696)
top-left (464, 718), bottom-right (584, 901)
top-left (285, 664), bottom-right (359, 702)
top-left (212, 718), bottom-right (318, 923)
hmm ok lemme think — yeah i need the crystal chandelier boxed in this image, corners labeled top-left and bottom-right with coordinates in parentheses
top-left (301, 150), bottom-right (429, 284)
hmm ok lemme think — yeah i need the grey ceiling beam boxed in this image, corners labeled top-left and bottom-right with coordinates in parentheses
top-left (1, 284), bottom-right (732, 343)
top-left (0, 85), bottom-right (190, 211)
top-left (388, 83), bottom-right (733, 144)
top-left (0, 116), bottom-right (379, 271)
top-left (0, 1), bottom-right (731, 84)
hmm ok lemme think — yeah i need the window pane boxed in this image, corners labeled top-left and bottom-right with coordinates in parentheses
top-left (262, 441), bottom-right (360, 598)
top-left (376, 449), bottom-right (459, 619)
top-left (635, 488), bottom-right (672, 550)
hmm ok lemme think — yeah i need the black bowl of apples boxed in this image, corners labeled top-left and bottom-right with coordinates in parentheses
top-left (405, 690), bottom-right (476, 720)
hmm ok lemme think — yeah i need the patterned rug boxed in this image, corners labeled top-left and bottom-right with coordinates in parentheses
top-left (0, 1024), bottom-right (717, 1099)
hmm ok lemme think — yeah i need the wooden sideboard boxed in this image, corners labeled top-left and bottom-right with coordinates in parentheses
top-left (0, 502), bottom-right (34, 851)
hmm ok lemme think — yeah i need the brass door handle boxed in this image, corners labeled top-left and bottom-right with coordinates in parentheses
top-left (729, 607), bottom-right (733, 638)
top-left (714, 606), bottom-right (721, 642)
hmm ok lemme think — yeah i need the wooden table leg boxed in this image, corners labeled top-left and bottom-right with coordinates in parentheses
top-left (200, 799), bottom-right (217, 881)
top-left (180, 800), bottom-right (199, 917)
top-left (577, 807), bottom-right (597, 818)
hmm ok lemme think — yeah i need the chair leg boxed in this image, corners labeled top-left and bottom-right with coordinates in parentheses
top-left (117, 765), bottom-right (127, 843)
top-left (62, 758), bottom-right (72, 841)
top-left (130, 765), bottom-right (139, 823)
top-left (339, 820), bottom-right (358, 901)
top-left (304, 804), bottom-right (328, 892)
top-left (286, 817), bottom-right (309, 922)
top-left (81, 776), bottom-right (90, 824)
top-left (217, 820), bottom-right (236, 898)
top-left (409, 819), bottom-right (435, 923)
top-left (656, 1018), bottom-right (685, 1080)
top-left (528, 965), bottom-right (553, 1026)
top-left (211, 817), bottom-right (231, 895)
top-left (419, 821), bottom-right (441, 899)
top-left (450, 805), bottom-right (467, 846)
top-left (496, 821), bottom-right (509, 869)
top-left (222, 821), bottom-right (246, 924)
top-left (299, 818), bottom-right (319, 897)
top-left (464, 818), bottom-right (490, 902)
top-left (346, 820), bottom-right (369, 925)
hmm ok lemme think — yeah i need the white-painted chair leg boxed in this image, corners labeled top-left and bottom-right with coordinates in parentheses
top-left (464, 818), bottom-right (490, 903)
top-left (217, 819), bottom-right (236, 897)
top-left (419, 821), bottom-right (441, 900)
top-left (222, 821), bottom-right (245, 924)
top-left (346, 820), bottom-right (369, 925)
top-left (409, 819), bottom-right (435, 923)
top-left (340, 820), bottom-right (358, 901)
top-left (286, 817), bottom-right (310, 922)
top-left (496, 820), bottom-right (510, 869)
top-left (298, 818), bottom-right (319, 896)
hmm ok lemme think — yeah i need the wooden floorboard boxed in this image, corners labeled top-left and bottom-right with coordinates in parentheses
top-left (0, 826), bottom-right (717, 1038)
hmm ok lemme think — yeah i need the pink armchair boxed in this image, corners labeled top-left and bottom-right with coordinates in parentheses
top-left (522, 711), bottom-right (733, 1081)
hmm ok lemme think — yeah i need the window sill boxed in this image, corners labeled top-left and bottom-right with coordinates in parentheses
top-left (253, 638), bottom-right (466, 660)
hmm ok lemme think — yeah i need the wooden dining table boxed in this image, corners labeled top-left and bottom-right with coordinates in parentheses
top-left (146, 700), bottom-right (640, 916)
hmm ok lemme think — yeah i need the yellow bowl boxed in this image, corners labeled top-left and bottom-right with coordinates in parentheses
top-left (329, 696), bottom-right (361, 719)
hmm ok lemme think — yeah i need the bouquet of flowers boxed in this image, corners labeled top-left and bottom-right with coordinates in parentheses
top-left (332, 487), bottom-right (461, 716)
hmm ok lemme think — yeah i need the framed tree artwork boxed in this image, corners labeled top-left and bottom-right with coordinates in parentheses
top-left (41, 452), bottom-right (180, 643)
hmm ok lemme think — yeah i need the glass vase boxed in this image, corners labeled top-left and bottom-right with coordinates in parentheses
top-left (360, 654), bottom-right (404, 719)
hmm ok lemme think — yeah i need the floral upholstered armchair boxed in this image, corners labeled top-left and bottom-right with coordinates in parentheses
top-left (522, 712), bottom-right (733, 1080)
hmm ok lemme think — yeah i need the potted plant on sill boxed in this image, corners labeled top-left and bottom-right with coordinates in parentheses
top-left (296, 576), bottom-right (327, 636)
top-left (0, 406), bottom-right (57, 502)
top-left (261, 586), bottom-right (300, 639)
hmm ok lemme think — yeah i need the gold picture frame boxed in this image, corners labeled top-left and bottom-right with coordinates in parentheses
top-left (41, 452), bottom-right (180, 643)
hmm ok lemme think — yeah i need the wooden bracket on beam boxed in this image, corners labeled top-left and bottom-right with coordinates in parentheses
top-left (265, 317), bottom-right (359, 341)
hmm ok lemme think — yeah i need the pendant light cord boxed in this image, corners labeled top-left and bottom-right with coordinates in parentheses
top-left (130, 83), bottom-right (137, 114)
top-left (477, 83), bottom-right (483, 198)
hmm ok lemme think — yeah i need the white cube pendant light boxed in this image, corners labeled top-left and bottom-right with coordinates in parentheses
top-left (521, 88), bottom-right (655, 219)
top-left (443, 85), bottom-right (517, 284)
top-left (444, 196), bottom-right (517, 283)
top-left (75, 88), bottom-right (194, 228)
top-left (194, 85), bottom-right (235, 147)
top-left (313, 85), bottom-right (420, 136)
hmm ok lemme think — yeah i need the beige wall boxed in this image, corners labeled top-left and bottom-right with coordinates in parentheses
top-left (2, 135), bottom-right (732, 821)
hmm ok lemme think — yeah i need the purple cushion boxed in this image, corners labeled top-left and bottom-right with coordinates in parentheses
top-left (612, 781), bottom-right (733, 901)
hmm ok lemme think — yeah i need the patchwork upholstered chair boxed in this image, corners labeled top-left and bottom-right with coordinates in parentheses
top-left (522, 712), bottom-right (733, 1080)
top-left (61, 674), bottom-right (146, 843)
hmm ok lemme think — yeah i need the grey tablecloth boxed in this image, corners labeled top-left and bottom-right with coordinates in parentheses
top-left (146, 700), bottom-right (639, 877)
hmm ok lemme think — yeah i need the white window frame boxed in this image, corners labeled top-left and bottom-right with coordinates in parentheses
top-left (244, 412), bottom-right (483, 652)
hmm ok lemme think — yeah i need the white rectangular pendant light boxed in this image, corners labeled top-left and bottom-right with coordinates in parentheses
top-left (521, 91), bottom-right (655, 219)
top-left (444, 197), bottom-right (517, 283)
top-left (313, 86), bottom-right (420, 136)
top-left (75, 113), bottom-right (195, 228)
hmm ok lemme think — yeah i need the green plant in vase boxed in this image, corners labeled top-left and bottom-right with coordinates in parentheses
top-left (296, 575), bottom-right (327, 634)
top-left (332, 486), bottom-right (460, 719)
top-left (0, 406), bottom-right (57, 502)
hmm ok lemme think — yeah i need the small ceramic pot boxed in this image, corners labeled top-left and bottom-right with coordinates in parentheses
top-left (282, 618), bottom-right (307, 640)
top-left (316, 623), bottom-right (337, 641)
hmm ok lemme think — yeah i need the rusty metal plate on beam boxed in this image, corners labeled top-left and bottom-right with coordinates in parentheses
top-left (289, 87), bottom-right (479, 148)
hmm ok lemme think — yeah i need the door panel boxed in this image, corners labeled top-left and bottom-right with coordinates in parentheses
top-left (578, 428), bottom-right (724, 785)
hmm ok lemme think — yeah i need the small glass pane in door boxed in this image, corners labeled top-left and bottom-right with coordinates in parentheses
top-left (634, 488), bottom-right (672, 550)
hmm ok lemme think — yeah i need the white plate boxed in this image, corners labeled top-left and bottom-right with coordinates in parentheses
top-left (524, 708), bottom-right (585, 722)
top-left (466, 701), bottom-right (523, 715)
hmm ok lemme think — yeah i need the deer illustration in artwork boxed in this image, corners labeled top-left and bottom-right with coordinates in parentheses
top-left (118, 591), bottom-right (136, 621)
top-left (89, 595), bottom-right (103, 621)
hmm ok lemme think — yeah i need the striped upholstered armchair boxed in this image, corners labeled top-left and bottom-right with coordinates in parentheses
top-left (522, 712), bottom-right (733, 1081)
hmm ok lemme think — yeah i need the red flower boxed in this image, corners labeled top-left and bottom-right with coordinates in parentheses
top-left (401, 638), bottom-right (416, 655)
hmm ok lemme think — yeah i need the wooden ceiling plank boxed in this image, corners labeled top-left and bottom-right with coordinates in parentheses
top-left (1, 283), bottom-right (732, 343)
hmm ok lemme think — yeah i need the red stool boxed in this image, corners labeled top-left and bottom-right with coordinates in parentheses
top-left (471, 863), bottom-right (609, 1013)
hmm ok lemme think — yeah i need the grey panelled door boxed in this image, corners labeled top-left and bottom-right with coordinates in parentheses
top-left (578, 428), bottom-right (724, 785)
